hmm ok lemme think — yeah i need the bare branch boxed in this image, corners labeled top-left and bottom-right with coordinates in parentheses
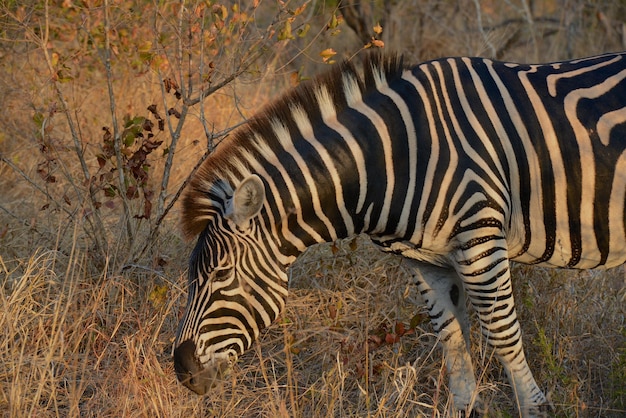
top-left (103, 0), bottom-right (134, 247)
top-left (0, 154), bottom-right (72, 217)
top-left (40, 0), bottom-right (107, 254)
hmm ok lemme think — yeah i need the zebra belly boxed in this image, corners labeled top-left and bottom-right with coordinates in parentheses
top-left (504, 171), bottom-right (626, 268)
top-left (512, 249), bottom-right (626, 269)
top-left (509, 225), bottom-right (626, 269)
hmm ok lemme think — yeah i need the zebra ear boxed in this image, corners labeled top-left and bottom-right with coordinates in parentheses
top-left (226, 175), bottom-right (266, 228)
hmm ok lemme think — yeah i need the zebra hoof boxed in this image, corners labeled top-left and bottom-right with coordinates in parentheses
top-left (456, 408), bottom-right (483, 418)
top-left (526, 401), bottom-right (554, 418)
top-left (459, 400), bottom-right (486, 418)
top-left (528, 403), bottom-right (555, 418)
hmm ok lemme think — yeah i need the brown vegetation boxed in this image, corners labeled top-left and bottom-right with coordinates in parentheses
top-left (1, 1), bottom-right (625, 417)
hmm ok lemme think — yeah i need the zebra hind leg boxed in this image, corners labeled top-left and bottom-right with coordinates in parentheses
top-left (405, 260), bottom-right (482, 416)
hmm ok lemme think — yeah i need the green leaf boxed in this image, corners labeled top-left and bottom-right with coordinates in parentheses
top-left (297, 24), bottom-right (310, 38)
top-left (33, 112), bottom-right (44, 128)
top-left (124, 132), bottom-right (135, 147)
top-left (104, 185), bottom-right (116, 197)
top-left (278, 20), bottom-right (294, 41)
top-left (148, 284), bottom-right (169, 309)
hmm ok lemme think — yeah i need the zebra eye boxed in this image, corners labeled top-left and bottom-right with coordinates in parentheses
top-left (212, 267), bottom-right (232, 281)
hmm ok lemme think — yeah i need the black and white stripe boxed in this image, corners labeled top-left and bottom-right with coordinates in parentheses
top-left (174, 51), bottom-right (626, 416)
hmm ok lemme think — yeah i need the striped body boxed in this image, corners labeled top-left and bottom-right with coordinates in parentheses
top-left (174, 52), bottom-right (626, 417)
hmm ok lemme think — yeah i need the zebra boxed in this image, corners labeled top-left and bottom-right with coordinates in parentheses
top-left (173, 51), bottom-right (626, 417)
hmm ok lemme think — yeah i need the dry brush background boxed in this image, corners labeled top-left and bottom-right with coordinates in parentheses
top-left (0, 1), bottom-right (625, 417)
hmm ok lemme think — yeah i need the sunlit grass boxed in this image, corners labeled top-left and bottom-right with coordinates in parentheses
top-left (1, 1), bottom-right (626, 416)
top-left (2, 227), bottom-right (623, 417)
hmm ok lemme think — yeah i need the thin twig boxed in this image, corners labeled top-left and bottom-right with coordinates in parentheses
top-left (40, 0), bottom-right (107, 255)
top-left (472, 0), bottom-right (496, 58)
top-left (153, 1), bottom-right (190, 237)
top-left (0, 154), bottom-right (72, 217)
top-left (103, 0), bottom-right (134, 247)
top-left (198, 3), bottom-right (212, 152)
top-left (135, 145), bottom-right (210, 261)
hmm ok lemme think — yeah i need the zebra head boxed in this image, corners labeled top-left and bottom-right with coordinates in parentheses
top-left (173, 175), bottom-right (289, 394)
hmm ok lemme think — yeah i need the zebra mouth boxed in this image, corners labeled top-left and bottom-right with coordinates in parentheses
top-left (173, 340), bottom-right (231, 395)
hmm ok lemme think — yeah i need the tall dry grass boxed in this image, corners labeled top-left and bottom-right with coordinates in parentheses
top-left (1, 1), bottom-right (626, 417)
top-left (2, 230), bottom-right (624, 417)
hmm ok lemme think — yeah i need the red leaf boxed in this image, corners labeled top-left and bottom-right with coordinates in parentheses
top-left (143, 198), bottom-right (152, 219)
top-left (167, 108), bottom-right (181, 118)
top-left (97, 155), bottom-right (107, 169)
top-left (384, 333), bottom-right (398, 344)
top-left (143, 140), bottom-right (163, 151)
top-left (328, 304), bottom-right (337, 320)
top-left (102, 126), bottom-right (112, 142)
top-left (142, 118), bottom-right (154, 132)
top-left (395, 322), bottom-right (406, 337)
top-left (126, 185), bottom-right (138, 199)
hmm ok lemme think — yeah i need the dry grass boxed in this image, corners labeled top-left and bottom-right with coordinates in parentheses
top-left (1, 230), bottom-right (624, 417)
top-left (1, 1), bottom-right (626, 417)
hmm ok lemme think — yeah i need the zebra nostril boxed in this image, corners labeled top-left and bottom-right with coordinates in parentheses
top-left (173, 340), bottom-right (195, 376)
top-left (173, 340), bottom-right (211, 395)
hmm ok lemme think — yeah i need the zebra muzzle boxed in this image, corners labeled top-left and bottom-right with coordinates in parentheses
top-left (173, 339), bottom-right (229, 395)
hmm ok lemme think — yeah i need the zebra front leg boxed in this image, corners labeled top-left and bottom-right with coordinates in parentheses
top-left (405, 260), bottom-right (480, 416)
top-left (455, 241), bottom-right (548, 417)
